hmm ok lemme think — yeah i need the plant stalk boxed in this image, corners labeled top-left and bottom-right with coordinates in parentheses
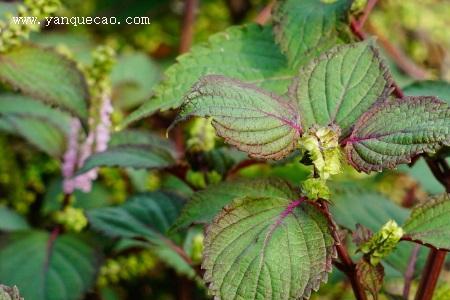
top-left (254, 0), bottom-right (275, 25)
top-left (335, 243), bottom-right (368, 300)
top-left (415, 158), bottom-right (450, 300)
top-left (403, 245), bottom-right (420, 299)
top-left (320, 202), bottom-right (368, 300)
top-left (179, 0), bottom-right (198, 53)
top-left (414, 250), bottom-right (447, 300)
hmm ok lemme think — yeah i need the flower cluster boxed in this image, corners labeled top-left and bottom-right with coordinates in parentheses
top-left (0, 138), bottom-right (34, 214)
top-left (359, 220), bottom-right (404, 265)
top-left (0, 136), bottom-right (59, 213)
top-left (99, 168), bottom-right (127, 204)
top-left (186, 117), bottom-right (217, 152)
top-left (0, 0), bottom-right (60, 52)
top-left (53, 206), bottom-right (88, 232)
top-left (299, 126), bottom-right (342, 200)
top-left (191, 233), bottom-right (204, 264)
top-left (300, 126), bottom-right (342, 180)
top-left (62, 46), bottom-right (115, 194)
top-left (186, 169), bottom-right (221, 189)
top-left (97, 251), bottom-right (157, 287)
top-left (301, 177), bottom-right (331, 200)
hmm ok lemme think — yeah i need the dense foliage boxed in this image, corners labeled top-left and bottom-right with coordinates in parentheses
top-left (0, 0), bottom-right (449, 300)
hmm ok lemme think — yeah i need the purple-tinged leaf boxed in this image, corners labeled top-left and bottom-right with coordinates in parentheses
top-left (203, 196), bottom-right (336, 300)
top-left (174, 75), bottom-right (301, 160)
top-left (403, 194), bottom-right (450, 250)
top-left (345, 96), bottom-right (450, 173)
top-left (404, 80), bottom-right (450, 105)
top-left (77, 144), bottom-right (176, 175)
top-left (0, 231), bottom-right (98, 300)
top-left (290, 40), bottom-right (393, 136)
top-left (171, 178), bottom-right (297, 232)
top-left (122, 24), bottom-right (295, 128)
top-left (353, 224), bottom-right (373, 247)
top-left (273, 0), bottom-right (352, 68)
top-left (356, 259), bottom-right (384, 299)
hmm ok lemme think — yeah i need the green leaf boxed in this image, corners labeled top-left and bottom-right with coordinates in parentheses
top-left (87, 192), bottom-right (195, 277)
top-left (273, 0), bottom-right (352, 68)
top-left (331, 185), bottom-right (409, 232)
top-left (172, 178), bottom-right (297, 231)
top-left (345, 96), bottom-right (450, 172)
top-left (88, 192), bottom-right (183, 240)
top-left (355, 260), bottom-right (384, 298)
top-left (0, 207), bottom-right (29, 231)
top-left (0, 118), bottom-right (14, 133)
top-left (0, 45), bottom-right (89, 121)
top-left (398, 158), bottom-right (446, 195)
top-left (404, 80), bottom-right (450, 105)
top-left (42, 180), bottom-right (112, 214)
top-left (0, 115), bottom-right (66, 157)
top-left (201, 147), bottom-right (248, 175)
top-left (77, 144), bottom-right (176, 175)
top-left (203, 196), bottom-right (335, 300)
top-left (111, 52), bottom-right (161, 109)
top-left (160, 174), bottom-right (194, 198)
top-left (0, 231), bottom-right (98, 300)
top-left (330, 184), bottom-right (425, 274)
top-left (174, 75), bottom-right (301, 159)
top-left (109, 129), bottom-right (177, 157)
top-left (122, 24), bottom-right (294, 127)
top-left (0, 93), bottom-right (71, 134)
top-left (403, 194), bottom-right (450, 250)
top-left (30, 32), bottom-right (94, 63)
top-left (291, 40), bottom-right (392, 136)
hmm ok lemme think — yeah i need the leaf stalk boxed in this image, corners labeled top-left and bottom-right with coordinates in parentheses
top-left (321, 201), bottom-right (368, 300)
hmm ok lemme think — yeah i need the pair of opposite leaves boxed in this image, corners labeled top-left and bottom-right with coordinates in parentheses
top-left (173, 40), bottom-right (450, 173)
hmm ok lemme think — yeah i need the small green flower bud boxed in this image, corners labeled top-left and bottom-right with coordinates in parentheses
top-left (0, 0), bottom-right (61, 52)
top-left (351, 0), bottom-right (368, 14)
top-left (187, 117), bottom-right (217, 152)
top-left (360, 220), bottom-right (404, 265)
top-left (191, 233), bottom-right (204, 264)
top-left (84, 45), bottom-right (116, 103)
top-left (206, 170), bottom-right (222, 185)
top-left (97, 250), bottom-right (156, 287)
top-left (147, 171), bottom-right (162, 191)
top-left (186, 170), bottom-right (207, 189)
top-left (54, 206), bottom-right (88, 232)
top-left (301, 178), bottom-right (331, 200)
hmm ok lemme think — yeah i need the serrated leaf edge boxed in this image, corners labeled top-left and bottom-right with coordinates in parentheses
top-left (287, 40), bottom-right (394, 134)
top-left (202, 196), bottom-right (336, 300)
top-left (121, 23), bottom-right (293, 128)
top-left (172, 74), bottom-right (302, 160)
top-left (345, 96), bottom-right (450, 173)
